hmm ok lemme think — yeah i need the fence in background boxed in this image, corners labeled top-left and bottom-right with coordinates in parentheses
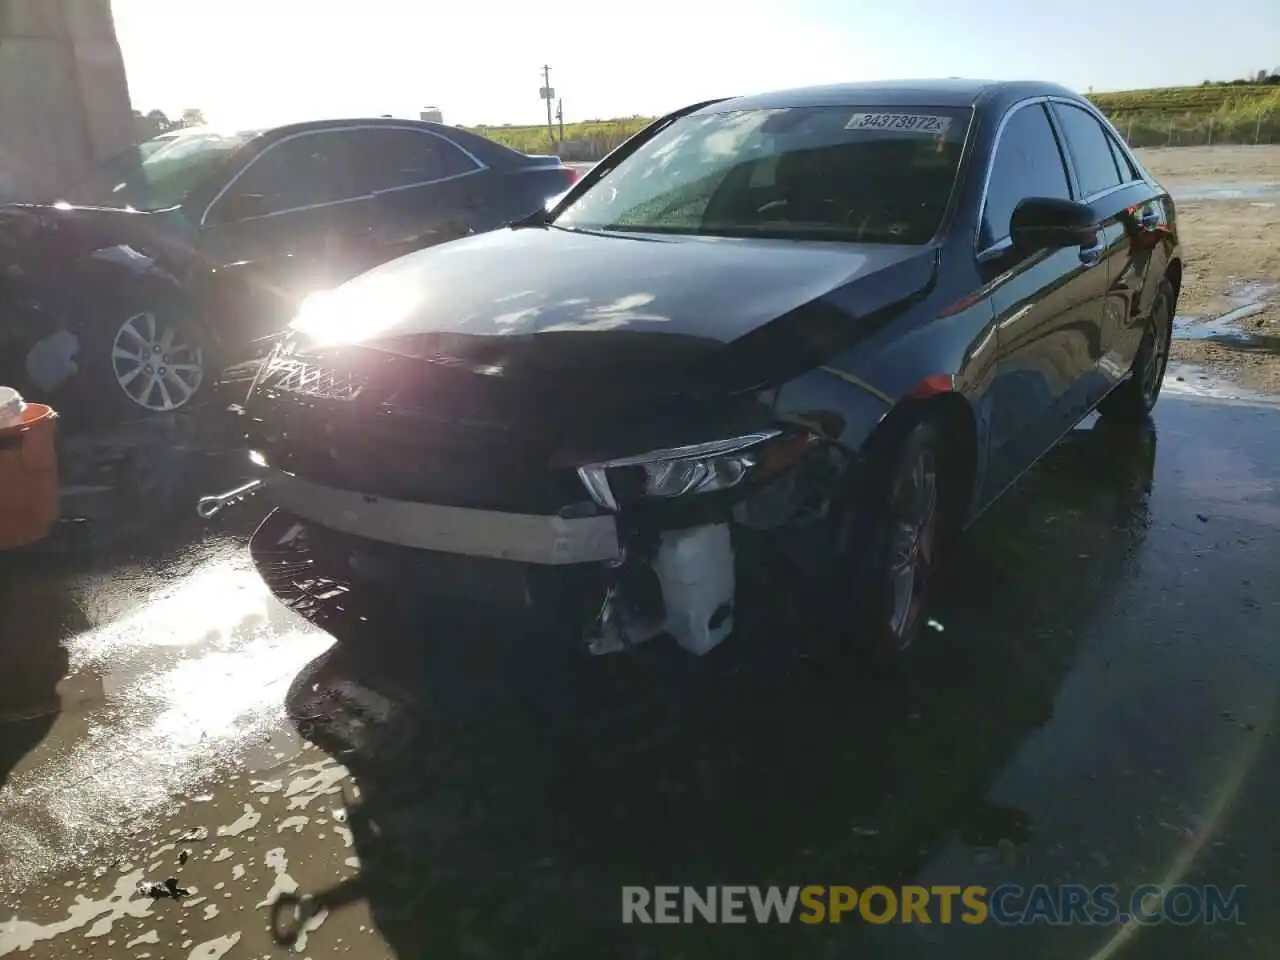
top-left (1115, 111), bottom-right (1277, 147)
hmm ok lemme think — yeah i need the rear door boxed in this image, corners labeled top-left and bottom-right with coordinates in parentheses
top-left (1050, 102), bottom-right (1159, 385)
top-left (980, 101), bottom-right (1111, 496)
top-left (347, 127), bottom-right (491, 264)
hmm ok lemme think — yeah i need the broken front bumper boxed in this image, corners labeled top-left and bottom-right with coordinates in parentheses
top-left (265, 468), bottom-right (622, 565)
top-left (234, 467), bottom-right (737, 657)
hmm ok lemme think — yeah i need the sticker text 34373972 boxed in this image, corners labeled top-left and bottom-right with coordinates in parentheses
top-left (845, 113), bottom-right (953, 135)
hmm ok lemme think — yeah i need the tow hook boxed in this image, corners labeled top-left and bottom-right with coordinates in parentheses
top-left (197, 478), bottom-right (267, 519)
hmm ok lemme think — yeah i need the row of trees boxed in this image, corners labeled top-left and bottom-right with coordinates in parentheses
top-left (132, 107), bottom-right (207, 140)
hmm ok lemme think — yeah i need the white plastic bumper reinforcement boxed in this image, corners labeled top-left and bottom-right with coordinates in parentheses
top-left (265, 469), bottom-right (623, 565)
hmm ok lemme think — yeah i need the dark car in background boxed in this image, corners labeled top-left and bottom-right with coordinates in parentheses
top-left (237, 80), bottom-right (1180, 657)
top-left (0, 119), bottom-right (578, 417)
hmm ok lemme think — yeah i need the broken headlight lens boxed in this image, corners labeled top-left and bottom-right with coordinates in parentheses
top-left (576, 430), bottom-right (815, 511)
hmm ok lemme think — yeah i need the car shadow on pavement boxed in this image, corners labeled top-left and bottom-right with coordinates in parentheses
top-left (265, 416), bottom-right (1158, 959)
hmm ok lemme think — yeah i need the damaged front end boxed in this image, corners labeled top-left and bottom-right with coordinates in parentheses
top-left (236, 332), bottom-right (855, 657)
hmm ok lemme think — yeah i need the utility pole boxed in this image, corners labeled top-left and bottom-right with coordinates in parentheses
top-left (557, 98), bottom-right (564, 142)
top-left (540, 64), bottom-right (555, 150)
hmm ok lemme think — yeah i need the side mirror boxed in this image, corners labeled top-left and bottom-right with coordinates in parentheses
top-left (213, 192), bottom-right (271, 223)
top-left (1010, 197), bottom-right (1098, 252)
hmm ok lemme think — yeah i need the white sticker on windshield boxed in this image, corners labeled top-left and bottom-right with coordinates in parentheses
top-left (845, 112), bottom-right (952, 134)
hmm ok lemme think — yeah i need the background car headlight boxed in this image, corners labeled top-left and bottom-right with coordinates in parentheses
top-left (576, 430), bottom-right (816, 511)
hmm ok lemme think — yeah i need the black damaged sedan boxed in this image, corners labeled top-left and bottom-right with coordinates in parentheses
top-left (235, 79), bottom-right (1181, 656)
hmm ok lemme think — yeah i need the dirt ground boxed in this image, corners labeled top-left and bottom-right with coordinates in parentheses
top-left (1135, 145), bottom-right (1280, 393)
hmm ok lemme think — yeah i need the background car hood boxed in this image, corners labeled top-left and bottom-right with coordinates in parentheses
top-left (301, 225), bottom-right (934, 349)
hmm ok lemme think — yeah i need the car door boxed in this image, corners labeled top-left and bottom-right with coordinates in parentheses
top-left (1050, 102), bottom-right (1159, 385)
top-left (979, 101), bottom-right (1112, 497)
top-left (345, 127), bottom-right (490, 268)
top-left (196, 129), bottom-right (374, 338)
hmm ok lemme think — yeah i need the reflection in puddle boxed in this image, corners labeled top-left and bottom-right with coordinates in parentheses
top-left (0, 560), bottom-right (332, 892)
top-left (1173, 279), bottom-right (1278, 351)
top-left (1174, 305), bottom-right (1268, 344)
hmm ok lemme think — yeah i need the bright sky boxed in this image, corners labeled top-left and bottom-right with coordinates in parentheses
top-left (114, 0), bottom-right (1280, 129)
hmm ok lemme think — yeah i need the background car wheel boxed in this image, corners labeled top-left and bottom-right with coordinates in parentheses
top-left (1098, 278), bottom-right (1174, 423)
top-left (846, 417), bottom-right (955, 661)
top-left (84, 302), bottom-right (214, 422)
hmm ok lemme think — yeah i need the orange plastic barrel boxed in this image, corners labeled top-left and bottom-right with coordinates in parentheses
top-left (0, 403), bottom-right (60, 549)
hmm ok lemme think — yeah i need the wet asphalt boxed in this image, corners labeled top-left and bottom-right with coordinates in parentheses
top-left (0, 377), bottom-right (1278, 959)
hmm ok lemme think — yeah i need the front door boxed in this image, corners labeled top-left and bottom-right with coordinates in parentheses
top-left (197, 129), bottom-right (374, 340)
top-left (979, 101), bottom-right (1110, 498)
top-left (1051, 102), bottom-right (1161, 391)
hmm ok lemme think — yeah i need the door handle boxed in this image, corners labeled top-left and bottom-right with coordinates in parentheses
top-left (1079, 242), bottom-right (1104, 267)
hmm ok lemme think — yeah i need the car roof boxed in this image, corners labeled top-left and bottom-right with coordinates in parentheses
top-left (263, 117), bottom-right (461, 137)
top-left (249, 116), bottom-right (527, 167)
top-left (696, 79), bottom-right (1083, 114)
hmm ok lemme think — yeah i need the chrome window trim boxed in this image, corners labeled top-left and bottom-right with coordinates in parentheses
top-left (200, 124), bottom-right (488, 227)
top-left (974, 94), bottom-right (1134, 260)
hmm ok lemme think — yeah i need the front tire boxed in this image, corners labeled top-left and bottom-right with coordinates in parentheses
top-left (85, 302), bottom-right (212, 421)
top-left (1098, 278), bottom-right (1174, 423)
top-left (847, 418), bottom-right (952, 658)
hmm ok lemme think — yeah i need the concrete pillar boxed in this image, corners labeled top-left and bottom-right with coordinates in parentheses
top-left (0, 0), bottom-right (133, 201)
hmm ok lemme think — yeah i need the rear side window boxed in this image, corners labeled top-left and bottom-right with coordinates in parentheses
top-left (348, 129), bottom-right (479, 193)
top-left (981, 104), bottom-right (1071, 248)
top-left (1108, 134), bottom-right (1140, 182)
top-left (1052, 103), bottom-right (1123, 197)
top-left (220, 131), bottom-right (360, 215)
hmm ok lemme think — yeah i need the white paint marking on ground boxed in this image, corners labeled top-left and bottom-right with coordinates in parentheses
top-left (294, 899), bottom-right (329, 953)
top-left (278, 815), bottom-right (311, 834)
top-left (231, 864), bottom-right (245, 881)
top-left (212, 847), bottom-right (232, 862)
top-left (202, 904), bottom-right (219, 920)
top-left (216, 802), bottom-right (261, 837)
top-left (256, 847), bottom-right (298, 909)
top-left (126, 929), bottom-right (160, 948)
top-left (284, 761), bottom-right (350, 811)
top-left (186, 931), bottom-right (240, 959)
top-left (333, 825), bottom-right (353, 848)
top-left (251, 779), bottom-right (284, 794)
top-left (0, 870), bottom-right (153, 955)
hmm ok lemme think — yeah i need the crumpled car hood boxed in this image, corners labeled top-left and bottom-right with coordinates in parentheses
top-left (291, 224), bottom-right (935, 349)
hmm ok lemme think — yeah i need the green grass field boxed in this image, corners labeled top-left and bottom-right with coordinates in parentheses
top-left (467, 83), bottom-right (1280, 156)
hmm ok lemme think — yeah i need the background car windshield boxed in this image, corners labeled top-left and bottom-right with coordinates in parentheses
top-left (61, 131), bottom-right (252, 211)
top-left (553, 105), bottom-right (971, 244)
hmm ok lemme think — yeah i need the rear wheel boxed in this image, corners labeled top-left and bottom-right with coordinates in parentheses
top-left (1098, 278), bottom-right (1174, 423)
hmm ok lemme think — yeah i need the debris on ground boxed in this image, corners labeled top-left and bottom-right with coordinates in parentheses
top-left (178, 848), bottom-right (191, 865)
top-left (176, 826), bottom-right (209, 842)
top-left (137, 877), bottom-right (190, 899)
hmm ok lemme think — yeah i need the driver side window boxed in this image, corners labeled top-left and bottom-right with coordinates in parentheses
top-left (211, 131), bottom-right (360, 222)
top-left (980, 104), bottom-right (1072, 250)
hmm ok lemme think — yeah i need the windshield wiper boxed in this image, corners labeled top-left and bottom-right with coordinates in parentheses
top-left (509, 207), bottom-right (550, 229)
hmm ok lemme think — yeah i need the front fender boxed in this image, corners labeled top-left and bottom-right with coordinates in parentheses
top-left (19, 243), bottom-right (188, 326)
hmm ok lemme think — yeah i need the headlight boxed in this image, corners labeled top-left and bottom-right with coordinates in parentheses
top-left (576, 430), bottom-right (816, 511)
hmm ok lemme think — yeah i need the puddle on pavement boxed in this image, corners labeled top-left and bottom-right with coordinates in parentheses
top-left (1169, 180), bottom-right (1280, 202)
top-left (1173, 279), bottom-right (1279, 351)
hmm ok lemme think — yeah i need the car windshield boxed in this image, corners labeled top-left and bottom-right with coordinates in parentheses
top-left (59, 130), bottom-right (254, 211)
top-left (553, 105), bottom-right (971, 244)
